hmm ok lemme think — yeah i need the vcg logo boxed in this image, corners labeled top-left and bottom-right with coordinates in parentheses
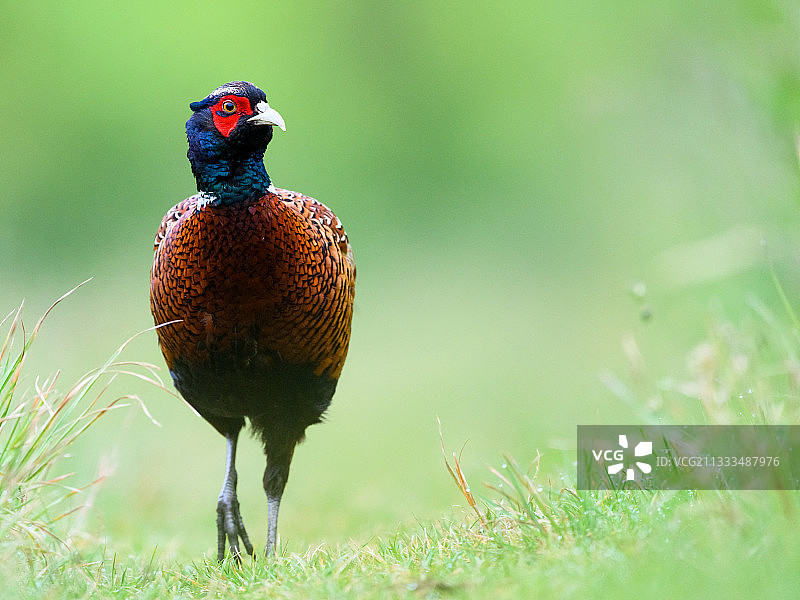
top-left (592, 434), bottom-right (653, 481)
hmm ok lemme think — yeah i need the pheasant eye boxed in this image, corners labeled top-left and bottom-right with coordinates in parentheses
top-left (221, 100), bottom-right (237, 114)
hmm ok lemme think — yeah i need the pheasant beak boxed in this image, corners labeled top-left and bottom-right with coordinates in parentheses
top-left (249, 101), bottom-right (286, 131)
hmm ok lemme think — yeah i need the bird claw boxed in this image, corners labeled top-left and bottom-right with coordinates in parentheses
top-left (216, 496), bottom-right (254, 562)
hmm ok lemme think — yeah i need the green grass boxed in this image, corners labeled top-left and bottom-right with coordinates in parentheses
top-left (3, 287), bottom-right (800, 598)
top-left (0, 284), bottom-right (162, 596)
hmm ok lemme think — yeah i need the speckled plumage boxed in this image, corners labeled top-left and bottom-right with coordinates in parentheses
top-left (150, 186), bottom-right (354, 428)
top-left (148, 82), bottom-right (355, 560)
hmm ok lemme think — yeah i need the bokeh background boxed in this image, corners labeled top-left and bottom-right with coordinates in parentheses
top-left (3, 0), bottom-right (800, 557)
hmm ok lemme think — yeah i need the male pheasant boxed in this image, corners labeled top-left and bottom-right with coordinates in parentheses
top-left (149, 81), bottom-right (355, 560)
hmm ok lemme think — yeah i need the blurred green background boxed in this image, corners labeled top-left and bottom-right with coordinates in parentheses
top-left (3, 0), bottom-right (800, 557)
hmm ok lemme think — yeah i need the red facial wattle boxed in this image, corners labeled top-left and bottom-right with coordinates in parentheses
top-left (211, 95), bottom-right (253, 137)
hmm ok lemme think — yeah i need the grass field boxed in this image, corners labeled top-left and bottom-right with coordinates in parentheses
top-left (3, 282), bottom-right (800, 599)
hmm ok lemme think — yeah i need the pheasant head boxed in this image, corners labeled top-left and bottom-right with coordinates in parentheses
top-left (185, 81), bottom-right (286, 204)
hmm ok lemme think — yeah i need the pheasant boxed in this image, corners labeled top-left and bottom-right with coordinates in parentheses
top-left (149, 81), bottom-right (355, 560)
